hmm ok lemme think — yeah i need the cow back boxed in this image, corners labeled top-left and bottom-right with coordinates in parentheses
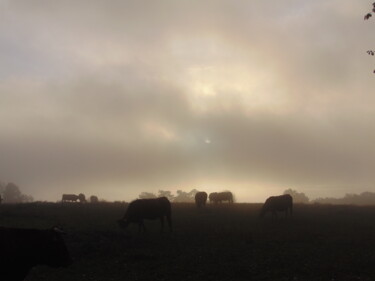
top-left (62, 194), bottom-right (78, 201)
top-left (125, 197), bottom-right (171, 221)
top-left (0, 227), bottom-right (71, 280)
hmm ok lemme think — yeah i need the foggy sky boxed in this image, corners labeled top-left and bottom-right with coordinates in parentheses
top-left (1, 0), bottom-right (374, 202)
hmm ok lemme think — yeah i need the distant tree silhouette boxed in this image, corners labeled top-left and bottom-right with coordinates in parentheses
top-left (364, 2), bottom-right (375, 73)
top-left (174, 189), bottom-right (200, 202)
top-left (2, 182), bottom-right (33, 203)
top-left (139, 189), bottom-right (202, 202)
top-left (283, 188), bottom-right (309, 204)
top-left (157, 190), bottom-right (175, 201)
top-left (313, 191), bottom-right (375, 205)
top-left (138, 192), bottom-right (157, 199)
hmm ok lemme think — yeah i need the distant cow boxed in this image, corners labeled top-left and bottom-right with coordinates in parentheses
top-left (78, 193), bottom-right (86, 203)
top-left (0, 226), bottom-right (71, 281)
top-left (90, 195), bottom-right (99, 203)
top-left (117, 197), bottom-right (172, 233)
top-left (260, 194), bottom-right (293, 218)
top-left (62, 194), bottom-right (78, 202)
top-left (62, 193), bottom-right (86, 203)
top-left (209, 192), bottom-right (233, 204)
top-left (195, 192), bottom-right (208, 207)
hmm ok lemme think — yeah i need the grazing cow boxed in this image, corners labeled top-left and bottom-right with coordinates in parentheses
top-left (260, 194), bottom-right (293, 218)
top-left (62, 194), bottom-right (79, 202)
top-left (195, 192), bottom-right (208, 207)
top-left (90, 195), bottom-right (99, 203)
top-left (209, 191), bottom-right (233, 204)
top-left (78, 193), bottom-right (86, 203)
top-left (62, 193), bottom-right (86, 203)
top-left (117, 197), bottom-right (172, 233)
top-left (0, 226), bottom-right (72, 281)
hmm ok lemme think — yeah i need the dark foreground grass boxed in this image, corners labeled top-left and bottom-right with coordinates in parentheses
top-left (1, 202), bottom-right (375, 281)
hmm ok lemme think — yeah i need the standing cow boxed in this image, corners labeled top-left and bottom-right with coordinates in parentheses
top-left (62, 193), bottom-right (86, 203)
top-left (259, 194), bottom-right (293, 218)
top-left (90, 195), bottom-right (99, 203)
top-left (62, 194), bottom-right (79, 202)
top-left (0, 226), bottom-right (72, 281)
top-left (117, 197), bottom-right (172, 233)
top-left (195, 192), bottom-right (208, 207)
top-left (209, 191), bottom-right (233, 204)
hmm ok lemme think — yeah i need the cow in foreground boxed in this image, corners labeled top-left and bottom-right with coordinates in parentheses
top-left (117, 197), bottom-right (172, 233)
top-left (260, 194), bottom-right (293, 218)
top-left (195, 191), bottom-right (208, 207)
top-left (209, 192), bottom-right (233, 204)
top-left (0, 226), bottom-right (72, 281)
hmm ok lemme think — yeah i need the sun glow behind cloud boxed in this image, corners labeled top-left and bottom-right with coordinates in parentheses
top-left (168, 35), bottom-right (290, 116)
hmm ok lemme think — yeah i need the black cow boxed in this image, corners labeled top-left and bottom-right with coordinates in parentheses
top-left (195, 192), bottom-right (208, 207)
top-left (209, 192), bottom-right (233, 204)
top-left (62, 194), bottom-right (79, 202)
top-left (117, 197), bottom-right (172, 233)
top-left (90, 195), bottom-right (99, 203)
top-left (0, 226), bottom-right (71, 281)
top-left (259, 194), bottom-right (293, 218)
top-left (62, 193), bottom-right (86, 203)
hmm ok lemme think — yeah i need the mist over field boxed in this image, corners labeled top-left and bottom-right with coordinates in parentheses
top-left (1, 0), bottom-right (374, 202)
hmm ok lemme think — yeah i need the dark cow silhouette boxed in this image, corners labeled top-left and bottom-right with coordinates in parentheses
top-left (260, 194), bottom-right (293, 218)
top-left (0, 226), bottom-right (71, 281)
top-left (195, 192), bottom-right (208, 207)
top-left (62, 193), bottom-right (86, 203)
top-left (117, 197), bottom-right (172, 233)
top-left (209, 192), bottom-right (233, 204)
top-left (78, 193), bottom-right (86, 202)
top-left (90, 195), bottom-right (99, 203)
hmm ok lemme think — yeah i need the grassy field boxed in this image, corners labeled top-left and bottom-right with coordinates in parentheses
top-left (1, 202), bottom-right (375, 281)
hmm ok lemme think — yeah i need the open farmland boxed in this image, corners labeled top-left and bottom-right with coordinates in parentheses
top-left (1, 202), bottom-right (375, 281)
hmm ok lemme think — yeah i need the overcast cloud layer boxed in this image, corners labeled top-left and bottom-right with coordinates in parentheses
top-left (1, 0), bottom-right (374, 202)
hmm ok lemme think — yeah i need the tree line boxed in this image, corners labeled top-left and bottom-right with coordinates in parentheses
top-left (284, 189), bottom-right (375, 205)
top-left (138, 189), bottom-right (202, 203)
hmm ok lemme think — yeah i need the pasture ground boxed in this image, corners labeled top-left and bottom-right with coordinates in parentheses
top-left (1, 202), bottom-right (375, 281)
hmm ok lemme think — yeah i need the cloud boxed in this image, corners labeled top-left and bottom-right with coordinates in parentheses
top-left (0, 0), bottom-right (374, 201)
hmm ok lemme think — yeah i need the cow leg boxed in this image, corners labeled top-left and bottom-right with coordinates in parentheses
top-left (160, 216), bottom-right (165, 232)
top-left (272, 210), bottom-right (277, 218)
top-left (138, 220), bottom-right (146, 233)
top-left (166, 214), bottom-right (172, 232)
